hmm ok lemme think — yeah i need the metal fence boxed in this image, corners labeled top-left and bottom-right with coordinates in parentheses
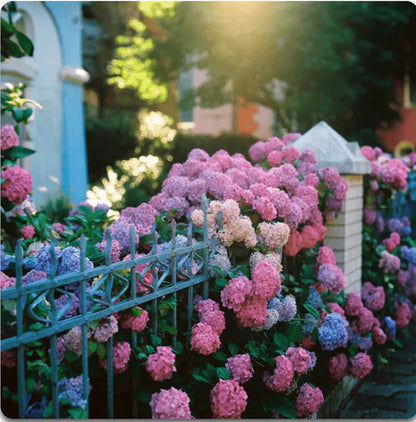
top-left (1, 199), bottom-right (221, 418)
top-left (393, 171), bottom-right (416, 235)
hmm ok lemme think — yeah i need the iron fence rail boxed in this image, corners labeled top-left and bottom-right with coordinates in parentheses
top-left (1, 200), bottom-right (221, 418)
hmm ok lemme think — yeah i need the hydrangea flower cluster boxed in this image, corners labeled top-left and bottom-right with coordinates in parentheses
top-left (93, 315), bottom-right (119, 343)
top-left (387, 217), bottom-right (411, 237)
top-left (379, 251), bottom-right (400, 274)
top-left (225, 354), bottom-right (254, 384)
top-left (384, 316), bottom-right (397, 339)
top-left (146, 346), bottom-right (176, 381)
top-left (263, 355), bottom-right (294, 393)
top-left (401, 246), bottom-right (416, 264)
top-left (149, 387), bottom-right (193, 419)
top-left (1, 125), bottom-right (19, 150)
top-left (208, 245), bottom-right (232, 276)
top-left (328, 354), bottom-right (348, 381)
top-left (120, 307), bottom-right (149, 332)
top-left (394, 302), bottom-right (411, 329)
top-left (275, 295), bottom-right (297, 321)
top-left (210, 379), bottom-right (248, 419)
top-left (306, 287), bottom-right (323, 308)
top-left (317, 263), bottom-right (346, 294)
top-left (249, 251), bottom-right (282, 272)
top-left (55, 292), bottom-right (80, 319)
top-left (344, 292), bottom-right (364, 316)
top-left (361, 282), bottom-right (385, 312)
top-left (0, 271), bottom-right (15, 289)
top-left (295, 383), bottom-right (324, 418)
top-left (20, 225), bottom-right (35, 239)
top-left (285, 347), bottom-right (311, 375)
top-left (382, 232), bottom-right (401, 252)
top-left (352, 307), bottom-right (377, 335)
top-left (361, 146), bottom-right (408, 191)
top-left (318, 313), bottom-right (348, 351)
top-left (58, 375), bottom-right (90, 410)
top-left (190, 322), bottom-right (221, 356)
top-left (100, 341), bottom-right (131, 374)
top-left (348, 353), bottom-right (373, 378)
top-left (1, 165), bottom-right (33, 204)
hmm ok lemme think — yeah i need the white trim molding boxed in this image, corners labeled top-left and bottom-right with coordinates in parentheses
top-left (60, 66), bottom-right (90, 85)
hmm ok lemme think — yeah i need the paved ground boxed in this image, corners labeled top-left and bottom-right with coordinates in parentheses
top-left (339, 323), bottom-right (416, 419)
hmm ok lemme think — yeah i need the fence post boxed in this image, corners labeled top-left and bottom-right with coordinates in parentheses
top-left (294, 121), bottom-right (371, 293)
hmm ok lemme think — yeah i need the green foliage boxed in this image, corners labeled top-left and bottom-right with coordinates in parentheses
top-left (1, 2), bottom-right (34, 61)
top-left (39, 191), bottom-right (73, 222)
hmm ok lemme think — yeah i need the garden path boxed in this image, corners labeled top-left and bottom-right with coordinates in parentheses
top-left (338, 323), bottom-right (416, 419)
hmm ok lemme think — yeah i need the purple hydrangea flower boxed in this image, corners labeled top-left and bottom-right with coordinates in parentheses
top-left (276, 296), bottom-right (297, 321)
top-left (57, 247), bottom-right (93, 276)
top-left (58, 375), bottom-right (90, 409)
top-left (306, 287), bottom-right (323, 309)
top-left (1, 245), bottom-right (11, 271)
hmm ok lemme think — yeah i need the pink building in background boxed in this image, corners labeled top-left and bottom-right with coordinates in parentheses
top-left (178, 67), bottom-right (275, 139)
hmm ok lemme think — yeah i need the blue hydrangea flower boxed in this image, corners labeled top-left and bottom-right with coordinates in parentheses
top-left (35, 244), bottom-right (62, 274)
top-left (208, 246), bottom-right (231, 277)
top-left (159, 235), bottom-right (195, 274)
top-left (306, 287), bottom-right (323, 309)
top-left (384, 316), bottom-right (396, 339)
top-left (1, 245), bottom-right (11, 271)
top-left (351, 333), bottom-right (373, 351)
top-left (307, 350), bottom-right (317, 369)
top-left (318, 313), bottom-right (348, 351)
top-left (276, 296), bottom-right (297, 321)
top-left (58, 247), bottom-right (93, 276)
top-left (24, 395), bottom-right (46, 418)
top-left (267, 296), bottom-right (280, 310)
top-left (23, 257), bottom-right (37, 270)
top-left (58, 375), bottom-right (90, 409)
top-left (401, 246), bottom-right (416, 264)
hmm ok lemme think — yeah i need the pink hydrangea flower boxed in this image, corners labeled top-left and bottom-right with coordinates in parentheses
top-left (210, 379), bottom-right (247, 419)
top-left (194, 298), bottom-right (220, 316)
top-left (263, 355), bottom-right (294, 393)
top-left (285, 347), bottom-right (311, 375)
top-left (97, 239), bottom-right (123, 263)
top-left (123, 254), bottom-right (153, 292)
top-left (382, 232), bottom-right (401, 253)
top-left (53, 222), bottom-right (66, 235)
top-left (328, 354), bottom-right (348, 381)
top-left (360, 146), bottom-right (375, 161)
top-left (221, 276), bottom-right (253, 312)
top-left (317, 246), bottom-right (336, 266)
top-left (283, 230), bottom-right (303, 257)
top-left (1, 165), bottom-right (33, 204)
top-left (93, 315), bottom-right (119, 343)
top-left (120, 307), bottom-right (149, 332)
top-left (190, 322), bottom-right (221, 355)
top-left (252, 197), bottom-right (277, 221)
top-left (348, 353), bottom-right (373, 378)
top-left (372, 326), bottom-right (387, 345)
top-left (100, 341), bottom-right (131, 374)
top-left (361, 282), bottom-right (385, 312)
top-left (225, 354), bottom-right (254, 384)
top-left (0, 271), bottom-right (15, 289)
top-left (235, 297), bottom-right (268, 328)
top-left (146, 346), bottom-right (176, 381)
top-left (352, 307), bottom-right (376, 335)
top-left (300, 225), bottom-right (320, 249)
top-left (379, 251), bottom-right (400, 274)
top-left (295, 383), bottom-right (324, 418)
top-left (394, 302), bottom-right (411, 329)
top-left (344, 292), bottom-right (364, 316)
top-left (149, 387), bottom-right (193, 419)
top-left (281, 145), bottom-right (300, 163)
top-left (1, 350), bottom-right (16, 368)
top-left (268, 150), bottom-right (282, 167)
top-left (20, 225), bottom-right (35, 239)
top-left (200, 310), bottom-right (226, 335)
top-left (251, 261), bottom-right (281, 300)
top-left (1, 125), bottom-right (19, 150)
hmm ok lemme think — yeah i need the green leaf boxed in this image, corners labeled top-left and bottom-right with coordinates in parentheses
top-left (212, 266), bottom-right (226, 277)
top-left (68, 408), bottom-right (84, 419)
top-left (2, 300), bottom-right (16, 312)
top-left (16, 31), bottom-right (34, 56)
top-left (228, 342), bottom-right (238, 356)
top-left (191, 373), bottom-right (211, 383)
top-left (392, 338), bottom-right (403, 349)
top-left (215, 278), bottom-right (228, 288)
top-left (304, 304), bottom-right (321, 319)
top-left (97, 343), bottom-right (106, 359)
top-left (12, 107), bottom-right (25, 122)
top-left (150, 334), bottom-right (162, 347)
top-left (43, 403), bottom-right (53, 418)
top-left (275, 395), bottom-right (297, 419)
top-left (29, 322), bottom-right (44, 331)
top-left (379, 356), bottom-right (388, 364)
top-left (145, 345), bottom-right (155, 354)
top-left (216, 367), bottom-right (230, 380)
top-left (285, 322), bottom-right (302, 344)
top-left (212, 350), bottom-right (227, 362)
top-left (64, 350), bottom-right (77, 363)
top-left (25, 378), bottom-right (37, 393)
top-left (159, 325), bottom-right (177, 335)
top-left (273, 332), bottom-right (289, 350)
top-left (88, 341), bottom-right (98, 354)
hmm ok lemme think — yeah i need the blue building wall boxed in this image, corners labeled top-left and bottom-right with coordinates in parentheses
top-left (45, 1), bottom-right (88, 204)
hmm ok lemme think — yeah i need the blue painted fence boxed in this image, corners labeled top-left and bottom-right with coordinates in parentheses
top-left (1, 198), bottom-right (222, 418)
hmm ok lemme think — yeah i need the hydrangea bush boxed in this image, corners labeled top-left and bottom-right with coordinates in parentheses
top-left (1, 133), bottom-right (415, 419)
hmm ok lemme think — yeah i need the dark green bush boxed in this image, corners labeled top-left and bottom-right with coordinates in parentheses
top-left (86, 109), bottom-right (138, 183)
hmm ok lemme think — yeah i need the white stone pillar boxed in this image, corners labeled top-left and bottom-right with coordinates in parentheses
top-left (293, 121), bottom-right (371, 293)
